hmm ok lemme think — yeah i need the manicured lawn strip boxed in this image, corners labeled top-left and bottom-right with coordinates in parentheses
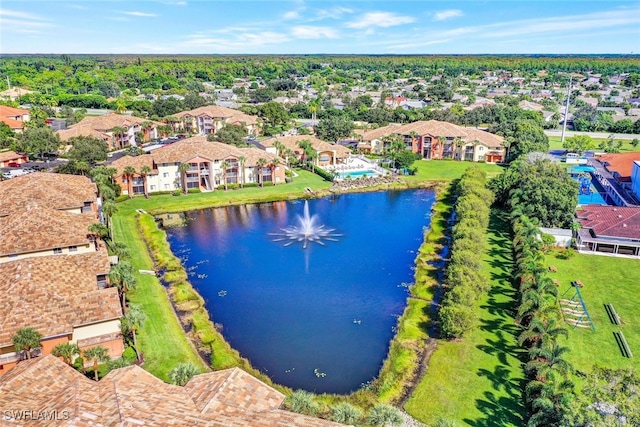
top-left (545, 252), bottom-right (640, 371)
top-left (111, 205), bottom-right (207, 382)
top-left (547, 136), bottom-right (639, 152)
top-left (404, 210), bottom-right (526, 426)
top-left (405, 160), bottom-right (504, 182)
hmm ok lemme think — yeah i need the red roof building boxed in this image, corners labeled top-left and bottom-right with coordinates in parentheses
top-left (576, 205), bottom-right (640, 257)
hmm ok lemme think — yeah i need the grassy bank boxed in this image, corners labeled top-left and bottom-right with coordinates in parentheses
top-left (548, 136), bottom-right (640, 152)
top-left (405, 210), bottom-right (526, 426)
top-left (545, 252), bottom-right (640, 371)
top-left (406, 160), bottom-right (504, 182)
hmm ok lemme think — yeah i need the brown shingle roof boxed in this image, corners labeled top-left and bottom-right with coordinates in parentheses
top-left (68, 112), bottom-right (156, 131)
top-left (0, 207), bottom-right (96, 256)
top-left (0, 249), bottom-right (120, 346)
top-left (577, 205), bottom-right (640, 240)
top-left (0, 172), bottom-right (97, 216)
top-left (57, 124), bottom-right (109, 141)
top-left (0, 356), bottom-right (345, 426)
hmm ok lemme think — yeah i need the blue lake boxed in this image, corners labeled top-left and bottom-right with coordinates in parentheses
top-left (165, 189), bottom-right (436, 394)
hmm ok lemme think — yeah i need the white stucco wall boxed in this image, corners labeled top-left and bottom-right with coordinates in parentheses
top-left (71, 319), bottom-right (121, 343)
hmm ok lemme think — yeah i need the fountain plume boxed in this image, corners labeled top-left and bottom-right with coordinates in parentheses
top-left (270, 200), bottom-right (341, 248)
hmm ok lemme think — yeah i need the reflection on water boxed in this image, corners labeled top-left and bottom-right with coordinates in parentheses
top-left (166, 189), bottom-right (436, 394)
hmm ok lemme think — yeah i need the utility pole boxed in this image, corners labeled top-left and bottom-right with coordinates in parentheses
top-left (6, 76), bottom-right (10, 90)
top-left (560, 75), bottom-right (572, 145)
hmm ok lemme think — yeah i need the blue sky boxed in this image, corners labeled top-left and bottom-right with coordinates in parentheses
top-left (1, 1), bottom-right (639, 54)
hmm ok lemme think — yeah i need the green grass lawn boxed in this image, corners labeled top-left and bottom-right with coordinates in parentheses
top-left (548, 136), bottom-right (640, 152)
top-left (111, 202), bottom-right (208, 381)
top-left (404, 210), bottom-right (525, 426)
top-left (545, 252), bottom-right (640, 372)
top-left (405, 160), bottom-right (504, 182)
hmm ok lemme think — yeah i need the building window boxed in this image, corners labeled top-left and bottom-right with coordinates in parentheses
top-left (164, 183), bottom-right (170, 189)
top-left (163, 172), bottom-right (169, 178)
top-left (162, 163), bottom-right (169, 167)
top-left (150, 185), bottom-right (156, 190)
top-left (478, 146), bottom-right (484, 151)
top-left (53, 248), bottom-right (62, 254)
top-left (69, 246), bottom-right (77, 252)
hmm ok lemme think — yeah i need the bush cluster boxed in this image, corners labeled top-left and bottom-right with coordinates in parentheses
top-left (438, 166), bottom-right (494, 339)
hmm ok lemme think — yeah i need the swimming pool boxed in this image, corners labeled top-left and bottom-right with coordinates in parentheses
top-left (337, 169), bottom-right (380, 179)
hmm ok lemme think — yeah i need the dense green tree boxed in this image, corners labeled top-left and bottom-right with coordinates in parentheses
top-left (12, 126), bottom-right (61, 159)
top-left (66, 135), bottom-right (109, 165)
top-left (314, 116), bottom-right (354, 142)
top-left (562, 135), bottom-right (594, 154)
top-left (253, 87), bottom-right (276, 102)
top-left (52, 342), bottom-right (80, 366)
top-left (208, 124), bottom-right (247, 147)
top-left (0, 122), bottom-right (16, 148)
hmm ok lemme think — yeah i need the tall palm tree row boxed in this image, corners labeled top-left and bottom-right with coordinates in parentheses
top-left (511, 214), bottom-right (575, 427)
top-left (177, 162), bottom-right (191, 194)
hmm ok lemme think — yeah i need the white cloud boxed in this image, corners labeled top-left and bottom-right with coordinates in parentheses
top-left (283, 10), bottom-right (300, 20)
top-left (162, 1), bottom-right (187, 5)
top-left (433, 9), bottom-right (463, 22)
top-left (291, 26), bottom-right (338, 39)
top-left (122, 11), bottom-right (158, 17)
top-left (346, 12), bottom-right (415, 29)
top-left (183, 31), bottom-right (290, 50)
top-left (315, 6), bottom-right (353, 20)
top-left (0, 9), bottom-right (52, 32)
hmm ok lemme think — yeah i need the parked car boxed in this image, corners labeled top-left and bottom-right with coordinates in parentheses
top-left (7, 162), bottom-right (21, 168)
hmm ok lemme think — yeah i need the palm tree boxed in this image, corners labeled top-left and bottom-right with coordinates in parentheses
top-left (139, 165), bottom-right (151, 198)
top-left (169, 362), bottom-right (200, 386)
top-left (88, 222), bottom-right (109, 249)
top-left (270, 158), bottom-right (280, 185)
top-left (256, 158), bottom-right (268, 187)
top-left (453, 137), bottom-right (465, 161)
top-left (109, 261), bottom-right (137, 311)
top-left (123, 166), bottom-right (136, 198)
top-left (102, 200), bottom-right (118, 238)
top-left (52, 342), bottom-right (80, 366)
top-left (220, 160), bottom-right (230, 191)
top-left (83, 346), bottom-right (111, 381)
top-left (140, 121), bottom-right (153, 141)
top-left (178, 162), bottom-right (191, 194)
top-left (519, 317), bottom-right (568, 350)
top-left (308, 98), bottom-right (321, 126)
top-left (110, 126), bottom-right (127, 149)
top-left (12, 327), bottom-right (43, 360)
top-left (237, 155), bottom-right (246, 188)
top-left (526, 342), bottom-right (572, 381)
top-left (109, 241), bottom-right (130, 260)
top-left (123, 304), bottom-right (146, 362)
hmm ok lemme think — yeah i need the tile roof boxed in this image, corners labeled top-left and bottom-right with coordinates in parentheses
top-left (358, 120), bottom-right (504, 148)
top-left (599, 152), bottom-right (640, 180)
top-left (68, 112), bottom-right (157, 131)
top-left (151, 137), bottom-right (281, 166)
top-left (0, 356), bottom-right (345, 426)
top-left (0, 150), bottom-right (27, 163)
top-left (110, 154), bottom-right (156, 176)
top-left (262, 135), bottom-right (351, 156)
top-left (0, 116), bottom-right (25, 129)
top-left (57, 123), bottom-right (109, 141)
top-left (0, 206), bottom-right (96, 256)
top-left (0, 104), bottom-right (29, 117)
top-left (176, 105), bottom-right (260, 126)
top-left (0, 172), bottom-right (97, 216)
top-left (576, 205), bottom-right (640, 240)
top-left (0, 249), bottom-right (120, 347)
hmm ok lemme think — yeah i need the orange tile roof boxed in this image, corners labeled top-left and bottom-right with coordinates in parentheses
top-left (57, 124), bottom-right (109, 141)
top-left (0, 116), bottom-right (25, 129)
top-left (0, 172), bottom-right (97, 216)
top-left (0, 356), bottom-right (345, 426)
top-left (0, 104), bottom-right (29, 117)
top-left (0, 206), bottom-right (96, 256)
top-left (599, 152), bottom-right (640, 179)
top-left (69, 112), bottom-right (158, 131)
top-left (0, 249), bottom-right (120, 347)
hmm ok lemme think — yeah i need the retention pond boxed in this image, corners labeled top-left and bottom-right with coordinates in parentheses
top-left (165, 189), bottom-right (436, 393)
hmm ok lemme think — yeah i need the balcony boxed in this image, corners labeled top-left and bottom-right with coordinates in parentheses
top-left (200, 168), bottom-right (210, 175)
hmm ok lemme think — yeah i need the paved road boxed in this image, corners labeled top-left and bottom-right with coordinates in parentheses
top-left (545, 129), bottom-right (640, 140)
